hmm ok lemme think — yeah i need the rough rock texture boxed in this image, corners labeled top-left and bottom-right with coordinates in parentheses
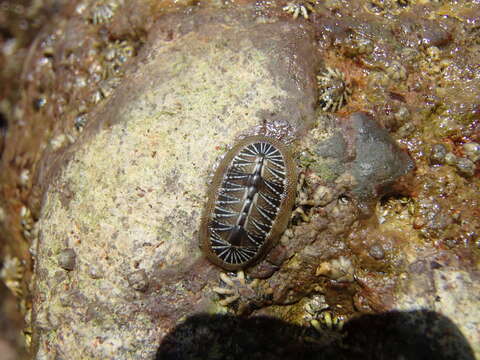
top-left (246, 112), bottom-right (413, 305)
top-left (31, 5), bottom-right (319, 359)
top-left (0, 1), bottom-right (479, 359)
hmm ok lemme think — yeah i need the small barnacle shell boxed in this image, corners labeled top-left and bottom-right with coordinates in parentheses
top-left (127, 269), bottom-right (149, 292)
top-left (283, 1), bottom-right (318, 19)
top-left (0, 254), bottom-right (24, 297)
top-left (58, 248), bottom-right (76, 271)
top-left (200, 136), bottom-right (296, 271)
top-left (90, 0), bottom-right (120, 25)
top-left (317, 67), bottom-right (352, 112)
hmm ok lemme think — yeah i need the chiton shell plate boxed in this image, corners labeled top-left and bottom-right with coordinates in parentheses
top-left (200, 135), bottom-right (296, 270)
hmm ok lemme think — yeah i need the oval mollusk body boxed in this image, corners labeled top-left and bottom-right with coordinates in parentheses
top-left (200, 135), bottom-right (296, 271)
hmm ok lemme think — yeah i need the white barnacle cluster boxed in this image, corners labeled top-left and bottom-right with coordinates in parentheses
top-left (304, 295), bottom-right (345, 331)
top-left (20, 206), bottom-right (34, 239)
top-left (0, 254), bottom-right (24, 297)
top-left (102, 40), bottom-right (135, 77)
top-left (365, 0), bottom-right (412, 16)
top-left (317, 67), bottom-right (352, 112)
top-left (90, 0), bottom-right (122, 25)
top-left (213, 271), bottom-right (258, 307)
top-left (283, 0), bottom-right (318, 19)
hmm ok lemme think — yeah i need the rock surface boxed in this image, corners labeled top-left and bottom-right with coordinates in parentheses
top-left (0, 1), bottom-right (478, 359)
top-left (31, 5), bottom-right (319, 359)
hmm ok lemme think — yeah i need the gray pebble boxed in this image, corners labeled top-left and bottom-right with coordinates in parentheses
top-left (58, 248), bottom-right (76, 271)
top-left (369, 244), bottom-right (385, 260)
top-left (456, 157), bottom-right (475, 178)
top-left (463, 142), bottom-right (480, 162)
top-left (127, 269), bottom-right (149, 292)
top-left (444, 152), bottom-right (457, 166)
top-left (429, 144), bottom-right (447, 165)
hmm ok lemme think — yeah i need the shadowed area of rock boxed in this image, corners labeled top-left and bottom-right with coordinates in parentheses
top-left (156, 311), bottom-right (475, 360)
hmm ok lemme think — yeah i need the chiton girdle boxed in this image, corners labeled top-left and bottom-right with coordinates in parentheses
top-left (200, 135), bottom-right (296, 271)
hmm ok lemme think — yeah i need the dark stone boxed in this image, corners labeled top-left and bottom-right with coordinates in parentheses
top-left (315, 132), bottom-right (348, 160)
top-left (309, 112), bottom-right (414, 200)
top-left (348, 113), bottom-right (414, 200)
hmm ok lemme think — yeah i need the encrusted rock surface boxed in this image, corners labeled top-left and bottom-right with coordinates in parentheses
top-left (31, 5), bottom-right (319, 359)
top-left (0, 1), bottom-right (479, 359)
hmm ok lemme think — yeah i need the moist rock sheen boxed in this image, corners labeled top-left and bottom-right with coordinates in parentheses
top-left (348, 113), bottom-right (414, 199)
top-left (312, 112), bottom-right (414, 200)
top-left (31, 7), bottom-right (319, 360)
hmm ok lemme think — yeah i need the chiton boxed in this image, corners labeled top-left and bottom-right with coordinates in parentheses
top-left (200, 135), bottom-right (296, 271)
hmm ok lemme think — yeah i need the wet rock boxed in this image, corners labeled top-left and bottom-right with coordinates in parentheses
top-left (445, 152), bottom-right (458, 166)
top-left (456, 158), bottom-right (475, 178)
top-left (347, 113), bottom-right (414, 200)
top-left (1, 1), bottom-right (479, 359)
top-left (414, 198), bottom-right (452, 238)
top-left (260, 111), bottom-right (413, 306)
top-left (463, 142), bottom-right (480, 162)
top-left (305, 112), bottom-right (413, 201)
top-left (429, 144), bottom-right (447, 165)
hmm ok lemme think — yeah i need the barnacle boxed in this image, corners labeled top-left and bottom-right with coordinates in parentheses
top-left (311, 311), bottom-right (345, 332)
top-left (385, 61), bottom-right (407, 81)
top-left (364, 0), bottom-right (412, 16)
top-left (102, 40), bottom-right (135, 78)
top-left (213, 271), bottom-right (260, 307)
top-left (376, 195), bottom-right (414, 224)
top-left (20, 206), bottom-right (35, 239)
top-left (92, 77), bottom-right (122, 104)
top-left (74, 114), bottom-right (88, 131)
top-left (304, 296), bottom-right (346, 331)
top-left (317, 67), bottom-right (352, 112)
top-left (291, 172), bottom-right (313, 222)
top-left (291, 169), bottom-right (336, 223)
top-left (213, 271), bottom-right (270, 314)
top-left (0, 254), bottom-right (24, 297)
top-left (283, 1), bottom-right (318, 19)
top-left (90, 0), bottom-right (121, 25)
top-left (304, 295), bottom-right (329, 321)
top-left (19, 169), bottom-right (30, 187)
